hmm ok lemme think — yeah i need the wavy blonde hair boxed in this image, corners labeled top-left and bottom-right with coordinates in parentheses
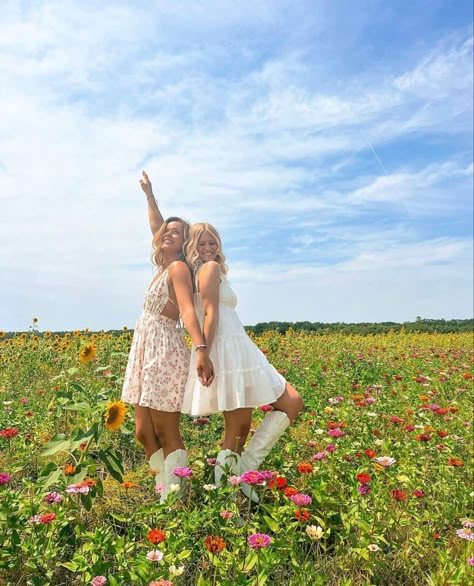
top-left (185, 222), bottom-right (228, 275)
top-left (152, 217), bottom-right (191, 268)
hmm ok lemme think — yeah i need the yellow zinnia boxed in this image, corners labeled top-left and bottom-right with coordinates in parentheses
top-left (79, 343), bottom-right (97, 363)
top-left (104, 401), bottom-right (127, 431)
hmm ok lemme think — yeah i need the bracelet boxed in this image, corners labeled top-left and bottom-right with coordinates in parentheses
top-left (195, 344), bottom-right (207, 351)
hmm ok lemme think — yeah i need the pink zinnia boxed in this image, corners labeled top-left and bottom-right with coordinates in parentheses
top-left (328, 429), bottom-right (346, 438)
top-left (290, 493), bottom-right (312, 507)
top-left (240, 470), bottom-right (265, 485)
top-left (248, 533), bottom-right (271, 549)
top-left (172, 467), bottom-right (193, 478)
top-left (0, 473), bottom-right (11, 485)
top-left (312, 452), bottom-right (327, 461)
top-left (260, 470), bottom-right (275, 481)
top-left (219, 511), bottom-right (234, 519)
top-left (44, 491), bottom-right (62, 503)
top-left (326, 444), bottom-right (337, 452)
top-left (91, 578), bottom-right (107, 586)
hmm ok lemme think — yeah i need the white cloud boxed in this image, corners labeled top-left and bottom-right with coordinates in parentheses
top-left (0, 2), bottom-right (472, 330)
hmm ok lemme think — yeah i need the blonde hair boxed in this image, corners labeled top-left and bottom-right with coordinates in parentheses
top-left (185, 222), bottom-right (228, 275)
top-left (152, 217), bottom-right (191, 268)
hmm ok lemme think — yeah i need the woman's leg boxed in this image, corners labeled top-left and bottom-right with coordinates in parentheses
top-left (270, 382), bottom-right (304, 421)
top-left (222, 408), bottom-right (253, 454)
top-left (135, 405), bottom-right (161, 459)
top-left (148, 410), bottom-right (184, 458)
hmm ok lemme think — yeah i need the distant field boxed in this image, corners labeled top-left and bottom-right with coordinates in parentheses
top-left (0, 329), bottom-right (473, 585)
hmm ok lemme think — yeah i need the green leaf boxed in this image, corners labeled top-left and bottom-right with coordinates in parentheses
top-left (41, 434), bottom-right (70, 457)
top-left (71, 382), bottom-right (85, 393)
top-left (11, 529), bottom-right (20, 547)
top-left (67, 367), bottom-right (78, 375)
top-left (242, 550), bottom-right (258, 572)
top-left (98, 448), bottom-right (124, 483)
top-left (60, 561), bottom-right (79, 572)
top-left (177, 549), bottom-right (192, 560)
top-left (263, 514), bottom-right (280, 532)
top-left (110, 512), bottom-right (128, 522)
top-left (39, 467), bottom-right (62, 489)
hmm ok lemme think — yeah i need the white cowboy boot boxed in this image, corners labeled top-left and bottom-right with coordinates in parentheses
top-left (239, 411), bottom-right (291, 502)
top-left (214, 449), bottom-right (241, 486)
top-left (149, 448), bottom-right (165, 488)
top-left (161, 448), bottom-right (188, 504)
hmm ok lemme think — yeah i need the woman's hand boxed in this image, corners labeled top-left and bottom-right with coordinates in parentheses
top-left (139, 170), bottom-right (154, 199)
top-left (196, 351), bottom-right (215, 387)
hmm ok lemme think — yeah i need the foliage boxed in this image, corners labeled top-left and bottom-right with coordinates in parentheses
top-left (0, 325), bottom-right (473, 585)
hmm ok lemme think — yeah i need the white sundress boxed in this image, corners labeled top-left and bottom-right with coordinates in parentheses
top-left (181, 272), bottom-right (285, 416)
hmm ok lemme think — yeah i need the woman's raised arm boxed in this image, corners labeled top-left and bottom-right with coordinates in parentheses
top-left (139, 170), bottom-right (164, 236)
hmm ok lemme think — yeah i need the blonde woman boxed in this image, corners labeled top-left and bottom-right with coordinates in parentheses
top-left (181, 223), bottom-right (303, 501)
top-left (121, 173), bottom-right (214, 502)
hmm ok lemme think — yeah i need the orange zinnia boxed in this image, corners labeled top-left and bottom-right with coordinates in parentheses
top-left (204, 535), bottom-right (226, 554)
top-left (64, 464), bottom-right (76, 475)
top-left (147, 529), bottom-right (167, 544)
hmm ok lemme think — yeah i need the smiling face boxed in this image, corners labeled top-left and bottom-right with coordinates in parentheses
top-left (197, 230), bottom-right (219, 263)
top-left (161, 221), bottom-right (185, 254)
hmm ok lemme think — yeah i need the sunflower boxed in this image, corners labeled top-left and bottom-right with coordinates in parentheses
top-left (104, 401), bottom-right (127, 431)
top-left (43, 331), bottom-right (51, 339)
top-left (79, 343), bottom-right (97, 363)
top-left (0, 331), bottom-right (6, 338)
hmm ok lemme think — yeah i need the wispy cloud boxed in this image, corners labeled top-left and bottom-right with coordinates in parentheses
top-left (0, 0), bottom-right (472, 330)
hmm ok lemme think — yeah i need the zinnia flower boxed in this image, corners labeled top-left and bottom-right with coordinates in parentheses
top-left (91, 577), bottom-right (107, 586)
top-left (104, 401), bottom-right (127, 432)
top-left (294, 509), bottom-right (311, 522)
top-left (358, 484), bottom-right (371, 495)
top-left (312, 452), bottom-right (327, 461)
top-left (357, 473), bottom-right (371, 484)
top-left (172, 466), bottom-right (193, 478)
top-left (39, 513), bottom-right (56, 524)
top-left (147, 529), bottom-right (167, 544)
top-left (0, 428), bottom-right (19, 439)
top-left (44, 491), bottom-right (62, 503)
top-left (146, 549), bottom-right (164, 561)
top-left (298, 463), bottom-right (313, 474)
top-left (64, 464), bottom-right (76, 475)
top-left (290, 493), bottom-right (312, 507)
top-left (204, 535), bottom-right (226, 553)
top-left (248, 533), bottom-right (271, 549)
top-left (240, 470), bottom-right (265, 485)
top-left (268, 476), bottom-right (287, 489)
top-left (0, 473), bottom-right (11, 485)
top-left (375, 456), bottom-right (396, 467)
top-left (456, 528), bottom-right (474, 541)
top-left (392, 489), bottom-right (408, 501)
top-left (79, 343), bottom-right (97, 363)
top-left (368, 544), bottom-right (381, 552)
top-left (306, 525), bottom-right (324, 540)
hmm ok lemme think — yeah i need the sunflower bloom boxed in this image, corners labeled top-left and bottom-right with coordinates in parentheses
top-left (104, 401), bottom-right (127, 431)
top-left (79, 343), bottom-right (97, 363)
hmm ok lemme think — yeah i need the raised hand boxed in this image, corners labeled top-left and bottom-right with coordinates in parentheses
top-left (139, 170), bottom-right (154, 199)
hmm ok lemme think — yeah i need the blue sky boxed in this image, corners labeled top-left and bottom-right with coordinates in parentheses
top-left (0, 0), bottom-right (472, 331)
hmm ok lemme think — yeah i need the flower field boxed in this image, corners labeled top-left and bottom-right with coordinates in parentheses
top-left (0, 327), bottom-right (473, 585)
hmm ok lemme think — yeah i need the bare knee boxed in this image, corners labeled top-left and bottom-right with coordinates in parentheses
top-left (135, 420), bottom-right (153, 447)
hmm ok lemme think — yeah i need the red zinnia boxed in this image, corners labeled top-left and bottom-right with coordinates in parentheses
top-left (365, 449), bottom-right (377, 458)
top-left (392, 489), bottom-right (408, 501)
top-left (413, 490), bottom-right (425, 498)
top-left (298, 463), bottom-right (313, 474)
top-left (147, 529), bottom-right (167, 544)
top-left (447, 458), bottom-right (464, 467)
top-left (40, 513), bottom-right (57, 524)
top-left (284, 487), bottom-right (299, 498)
top-left (268, 476), bottom-right (287, 490)
top-left (0, 428), bottom-right (20, 439)
top-left (436, 430), bottom-right (449, 438)
top-left (356, 473), bottom-right (371, 484)
top-left (294, 509), bottom-right (311, 522)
